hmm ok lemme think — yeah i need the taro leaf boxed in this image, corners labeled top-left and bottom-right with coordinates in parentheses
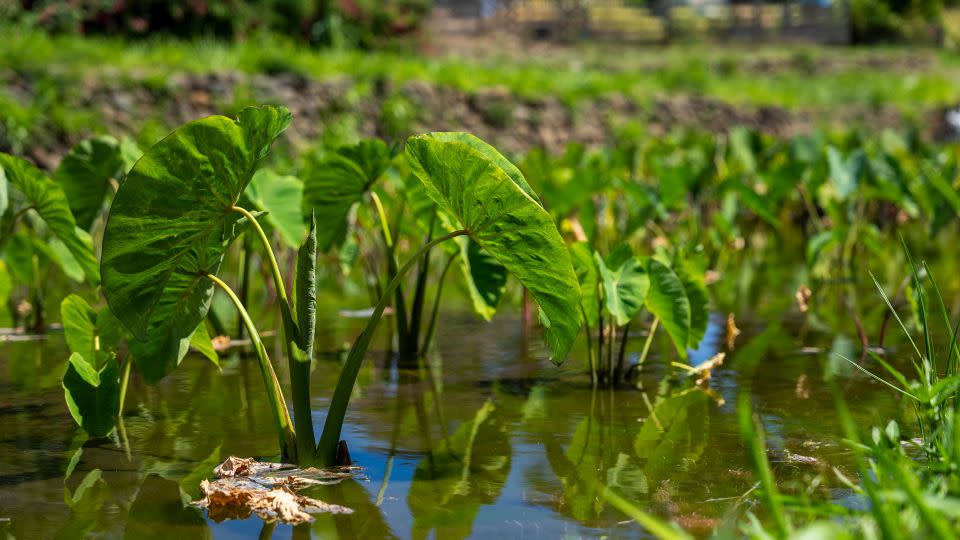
top-left (61, 294), bottom-right (125, 362)
top-left (675, 260), bottom-right (709, 348)
top-left (48, 236), bottom-right (88, 283)
top-left (301, 139), bottom-right (391, 251)
top-left (826, 146), bottom-right (865, 201)
top-left (403, 171), bottom-right (509, 320)
top-left (54, 135), bottom-right (123, 230)
top-left (407, 400), bottom-right (511, 540)
top-left (406, 132), bottom-right (581, 363)
top-left (569, 242), bottom-right (599, 326)
top-left (119, 137), bottom-right (143, 173)
top-left (244, 168), bottom-right (305, 249)
top-left (189, 321), bottom-right (219, 368)
top-left (0, 153), bottom-right (100, 286)
top-left (100, 105), bottom-right (290, 382)
top-left (456, 236), bottom-right (507, 320)
top-left (644, 258), bottom-right (691, 358)
top-left (62, 351), bottom-right (120, 438)
top-left (295, 212), bottom-right (317, 358)
top-left (596, 251), bottom-right (649, 327)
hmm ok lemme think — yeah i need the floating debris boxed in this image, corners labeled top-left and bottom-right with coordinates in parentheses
top-left (795, 374), bottom-right (810, 400)
top-left (784, 450), bottom-right (821, 466)
top-left (796, 285), bottom-right (812, 313)
top-left (193, 456), bottom-right (361, 524)
top-left (725, 313), bottom-right (740, 350)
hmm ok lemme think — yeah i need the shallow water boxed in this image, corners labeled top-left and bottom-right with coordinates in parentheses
top-left (0, 252), bottom-right (937, 539)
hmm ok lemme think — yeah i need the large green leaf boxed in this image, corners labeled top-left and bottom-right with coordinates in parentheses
top-left (101, 105), bottom-right (290, 380)
top-left (244, 168), bottom-right (305, 249)
top-left (0, 154), bottom-right (100, 286)
top-left (301, 139), bottom-right (392, 251)
top-left (54, 136), bottom-right (123, 230)
top-left (406, 132), bottom-right (581, 363)
top-left (596, 251), bottom-right (649, 327)
top-left (403, 172), bottom-right (508, 321)
top-left (644, 258), bottom-right (691, 358)
top-left (62, 352), bottom-right (121, 438)
top-left (568, 242), bottom-right (599, 326)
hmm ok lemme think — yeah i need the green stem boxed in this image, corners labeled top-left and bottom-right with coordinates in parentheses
top-left (406, 212), bottom-right (438, 360)
top-left (616, 320), bottom-right (633, 381)
top-left (207, 273), bottom-right (297, 462)
top-left (420, 252), bottom-right (459, 355)
top-left (581, 306), bottom-right (597, 387)
top-left (118, 354), bottom-right (132, 412)
top-left (231, 205), bottom-right (315, 463)
top-left (636, 317), bottom-right (660, 376)
top-left (316, 229), bottom-right (469, 465)
top-left (370, 192), bottom-right (393, 248)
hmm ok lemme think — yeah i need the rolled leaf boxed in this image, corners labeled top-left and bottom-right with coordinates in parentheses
top-left (0, 153), bottom-right (100, 286)
top-left (406, 132), bottom-right (581, 363)
top-left (296, 211), bottom-right (318, 359)
top-left (101, 105), bottom-right (290, 380)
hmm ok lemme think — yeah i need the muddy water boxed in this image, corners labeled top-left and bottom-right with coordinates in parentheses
top-left (0, 261), bottom-right (931, 538)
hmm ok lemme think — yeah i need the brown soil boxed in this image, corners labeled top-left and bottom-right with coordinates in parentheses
top-left (2, 69), bottom-right (950, 169)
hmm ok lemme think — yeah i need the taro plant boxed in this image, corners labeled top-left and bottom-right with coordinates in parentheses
top-left (569, 242), bottom-right (708, 386)
top-left (99, 105), bottom-right (581, 466)
top-left (0, 151), bottom-right (101, 331)
top-left (301, 138), bottom-right (515, 363)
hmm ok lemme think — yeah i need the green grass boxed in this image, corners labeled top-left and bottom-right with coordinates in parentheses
top-left (2, 24), bottom-right (959, 110)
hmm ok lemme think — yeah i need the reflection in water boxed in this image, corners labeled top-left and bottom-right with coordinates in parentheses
top-left (0, 248), bottom-right (947, 539)
top-left (408, 399), bottom-right (511, 540)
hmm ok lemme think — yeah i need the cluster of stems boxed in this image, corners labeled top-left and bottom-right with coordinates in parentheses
top-left (206, 204), bottom-right (466, 466)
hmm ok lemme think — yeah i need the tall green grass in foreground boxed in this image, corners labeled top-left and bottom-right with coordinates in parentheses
top-left (606, 242), bottom-right (960, 538)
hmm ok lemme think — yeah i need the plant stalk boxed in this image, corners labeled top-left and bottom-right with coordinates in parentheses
top-left (207, 273), bottom-right (298, 462)
top-left (231, 205), bottom-right (315, 463)
top-left (420, 253), bottom-right (459, 355)
top-left (316, 229), bottom-right (469, 465)
top-left (636, 317), bottom-right (660, 375)
top-left (118, 354), bottom-right (132, 412)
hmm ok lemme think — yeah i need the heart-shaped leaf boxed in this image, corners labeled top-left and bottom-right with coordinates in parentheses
top-left (406, 132), bottom-right (581, 362)
top-left (101, 105), bottom-right (290, 380)
top-left (596, 251), bottom-right (649, 327)
top-left (644, 258), bottom-right (691, 358)
top-left (62, 351), bottom-right (121, 438)
top-left (54, 136), bottom-right (124, 230)
top-left (301, 139), bottom-right (392, 251)
top-left (0, 153), bottom-right (100, 286)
